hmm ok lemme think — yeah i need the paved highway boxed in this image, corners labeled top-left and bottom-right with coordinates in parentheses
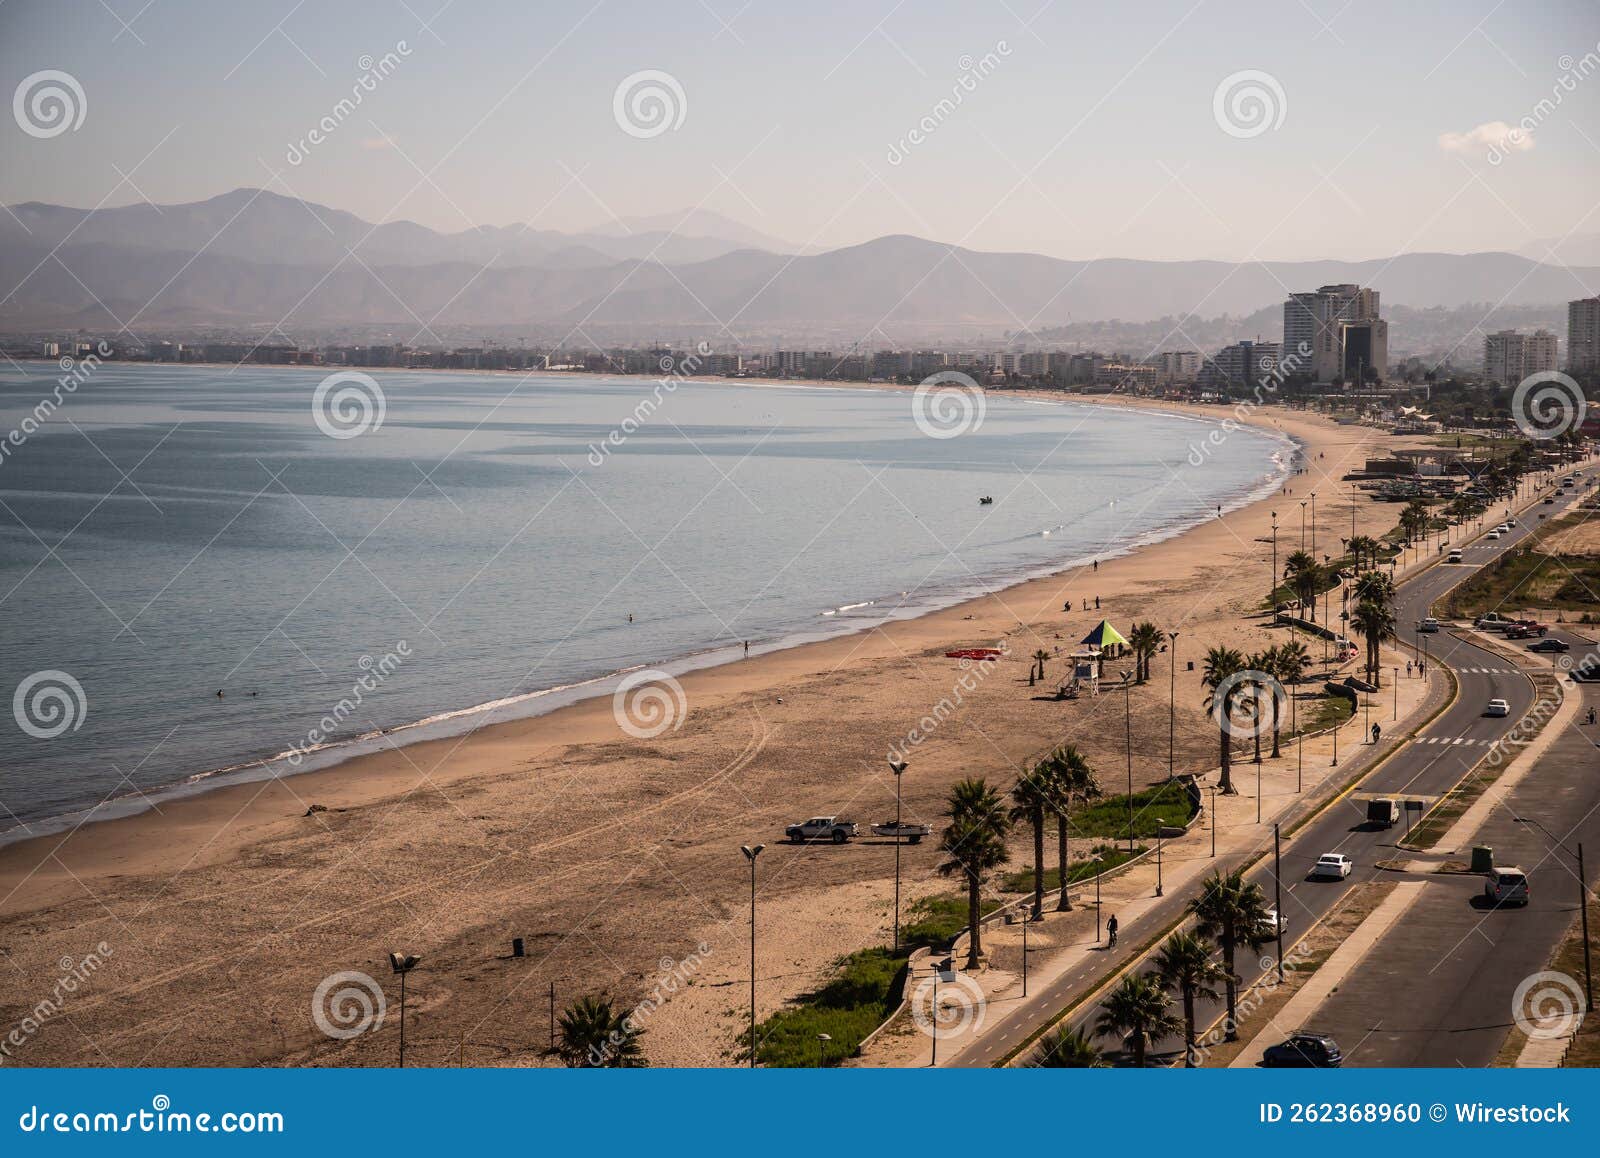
top-left (954, 464), bottom-right (1593, 1068)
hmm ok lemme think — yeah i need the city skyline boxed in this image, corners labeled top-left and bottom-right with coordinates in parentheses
top-left (3, 0), bottom-right (1600, 263)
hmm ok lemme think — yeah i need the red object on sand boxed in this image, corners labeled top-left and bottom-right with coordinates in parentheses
top-left (945, 648), bottom-right (1004, 661)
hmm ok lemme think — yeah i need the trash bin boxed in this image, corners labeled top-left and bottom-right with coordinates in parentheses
top-left (1470, 845), bottom-right (1494, 873)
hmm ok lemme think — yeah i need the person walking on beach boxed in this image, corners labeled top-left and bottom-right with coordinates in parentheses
top-left (1406, 660), bottom-right (1413, 678)
top-left (1093, 559), bottom-right (1098, 572)
top-left (1095, 595), bottom-right (1100, 610)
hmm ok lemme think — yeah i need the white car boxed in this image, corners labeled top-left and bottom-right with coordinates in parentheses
top-left (1417, 617), bottom-right (1440, 633)
top-left (1484, 698), bottom-right (1510, 718)
top-left (1259, 909), bottom-right (1289, 937)
top-left (1496, 524), bottom-right (1510, 533)
top-left (1310, 853), bottom-right (1353, 880)
top-left (1487, 530), bottom-right (1502, 540)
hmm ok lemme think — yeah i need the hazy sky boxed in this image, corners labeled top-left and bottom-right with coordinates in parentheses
top-left (4, 0), bottom-right (1599, 261)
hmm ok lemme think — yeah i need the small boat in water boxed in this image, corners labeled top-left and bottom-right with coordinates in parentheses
top-left (978, 495), bottom-right (994, 505)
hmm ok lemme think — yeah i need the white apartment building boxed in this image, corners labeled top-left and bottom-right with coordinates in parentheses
top-left (1569, 297), bottom-right (1600, 374)
top-left (1483, 329), bottom-right (1558, 385)
top-left (1283, 284), bottom-right (1386, 383)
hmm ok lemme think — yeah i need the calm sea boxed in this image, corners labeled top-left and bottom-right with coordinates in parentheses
top-left (0, 364), bottom-right (1291, 839)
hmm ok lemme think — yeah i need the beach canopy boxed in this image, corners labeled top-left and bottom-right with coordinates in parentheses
top-left (1079, 619), bottom-right (1128, 650)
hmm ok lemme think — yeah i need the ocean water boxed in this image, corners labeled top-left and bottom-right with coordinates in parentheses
top-left (0, 364), bottom-right (1291, 839)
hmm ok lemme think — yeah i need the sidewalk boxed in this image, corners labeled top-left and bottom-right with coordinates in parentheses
top-left (859, 640), bottom-right (1443, 1067)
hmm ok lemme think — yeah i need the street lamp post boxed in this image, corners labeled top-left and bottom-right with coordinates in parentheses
top-left (889, 758), bottom-right (907, 953)
top-left (388, 951), bottom-right (421, 1068)
top-left (1393, 668), bottom-right (1399, 719)
top-left (740, 843), bottom-right (764, 1068)
top-left (1209, 783), bottom-right (1217, 858)
top-left (1274, 823), bottom-right (1285, 983)
top-left (1122, 672), bottom-right (1135, 857)
top-left (1156, 818), bottom-right (1165, 896)
top-left (1270, 513), bottom-right (1278, 604)
top-left (1095, 857), bottom-right (1104, 941)
top-left (1168, 631), bottom-right (1180, 780)
top-left (1299, 501), bottom-right (1307, 551)
top-left (1310, 491), bottom-right (1317, 554)
top-left (816, 1032), bottom-right (831, 1068)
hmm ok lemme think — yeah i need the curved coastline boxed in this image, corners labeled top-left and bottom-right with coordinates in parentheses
top-left (0, 391), bottom-right (1299, 849)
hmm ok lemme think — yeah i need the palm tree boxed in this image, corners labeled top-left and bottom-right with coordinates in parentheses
top-left (938, 778), bottom-right (1012, 970)
top-left (1258, 645), bottom-right (1285, 759)
top-left (1041, 745), bottom-right (1100, 911)
top-left (1350, 598), bottom-right (1396, 687)
top-left (1283, 550), bottom-right (1322, 621)
top-left (1188, 870), bottom-right (1273, 1041)
top-left (1352, 569), bottom-right (1394, 609)
top-left (1095, 973), bottom-right (1182, 1067)
top-left (1030, 648), bottom-right (1051, 686)
top-left (1010, 766), bottom-right (1052, 921)
top-left (1128, 621), bottom-right (1166, 683)
top-left (1400, 499), bottom-right (1431, 547)
top-left (1346, 534), bottom-right (1379, 572)
top-left (1202, 645), bottom-right (1246, 794)
top-left (554, 994), bottom-right (646, 1067)
top-left (1026, 1024), bottom-right (1105, 1068)
top-left (1153, 931), bottom-right (1226, 1067)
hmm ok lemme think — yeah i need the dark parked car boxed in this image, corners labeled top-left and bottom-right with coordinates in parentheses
top-left (1262, 1032), bottom-right (1344, 1068)
top-left (1529, 638), bottom-right (1571, 653)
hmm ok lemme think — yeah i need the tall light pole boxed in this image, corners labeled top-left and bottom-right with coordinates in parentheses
top-left (1209, 783), bottom-right (1217, 858)
top-left (1168, 631), bottom-right (1180, 780)
top-left (1122, 672), bottom-right (1134, 856)
top-left (1270, 512), bottom-right (1279, 603)
top-left (740, 843), bottom-right (764, 1068)
top-left (1273, 824), bottom-right (1285, 983)
top-left (1310, 491), bottom-right (1318, 555)
top-left (388, 952), bottom-right (421, 1068)
top-left (889, 758), bottom-right (907, 953)
top-left (1299, 501), bottom-right (1307, 551)
top-left (1155, 818), bottom-right (1165, 896)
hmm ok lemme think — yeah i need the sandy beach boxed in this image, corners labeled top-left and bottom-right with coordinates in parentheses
top-left (0, 394), bottom-right (1416, 1067)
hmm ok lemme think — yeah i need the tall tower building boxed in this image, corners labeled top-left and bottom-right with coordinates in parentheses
top-left (1484, 329), bottom-right (1559, 385)
top-left (1283, 284), bottom-right (1385, 383)
top-left (1569, 297), bottom-right (1600, 374)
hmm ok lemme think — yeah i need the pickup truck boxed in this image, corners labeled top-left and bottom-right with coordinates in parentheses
top-left (785, 816), bottom-right (859, 844)
top-left (870, 820), bottom-right (932, 843)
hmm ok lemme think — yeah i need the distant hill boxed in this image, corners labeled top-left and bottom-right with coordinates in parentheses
top-left (2, 190), bottom-right (1596, 338)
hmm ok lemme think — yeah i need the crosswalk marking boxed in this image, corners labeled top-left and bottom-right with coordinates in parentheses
top-left (1457, 667), bottom-right (1514, 675)
top-left (1413, 735), bottom-right (1497, 747)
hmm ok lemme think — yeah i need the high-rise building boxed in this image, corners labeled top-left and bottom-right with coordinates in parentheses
top-left (1149, 350), bottom-right (1200, 383)
top-left (1200, 340), bottom-right (1281, 388)
top-left (1569, 298), bottom-right (1600, 374)
top-left (1283, 284), bottom-right (1385, 383)
top-left (1484, 329), bottom-right (1558, 385)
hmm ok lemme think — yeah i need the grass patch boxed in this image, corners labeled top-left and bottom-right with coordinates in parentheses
top-left (1001, 842), bottom-right (1147, 893)
top-left (1070, 779), bottom-right (1196, 840)
top-left (1439, 510), bottom-right (1600, 618)
top-left (1292, 691), bottom-right (1354, 736)
top-left (1550, 891), bottom-right (1600, 1067)
top-left (898, 893), bottom-right (1001, 952)
top-left (748, 947), bottom-right (904, 1067)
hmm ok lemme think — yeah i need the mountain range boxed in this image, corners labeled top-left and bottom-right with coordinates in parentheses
top-left (2, 188), bottom-right (1595, 341)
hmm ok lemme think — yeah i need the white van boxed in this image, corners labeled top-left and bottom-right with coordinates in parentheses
top-left (1447, 549), bottom-right (1464, 564)
top-left (1483, 866), bottom-right (1529, 907)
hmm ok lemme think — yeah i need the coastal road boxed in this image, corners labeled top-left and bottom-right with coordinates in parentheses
top-left (951, 465), bottom-right (1586, 1068)
top-left (1286, 483), bottom-right (1600, 1065)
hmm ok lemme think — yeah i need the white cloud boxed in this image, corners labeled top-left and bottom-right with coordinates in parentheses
top-left (1438, 120), bottom-right (1534, 158)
